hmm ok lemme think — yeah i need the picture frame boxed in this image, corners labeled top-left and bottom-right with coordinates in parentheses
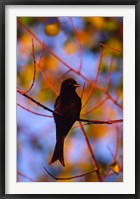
top-left (0, 0), bottom-right (140, 198)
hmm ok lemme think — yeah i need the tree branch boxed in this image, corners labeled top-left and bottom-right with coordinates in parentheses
top-left (17, 103), bottom-right (53, 118)
top-left (17, 171), bottom-right (35, 182)
top-left (81, 96), bottom-right (108, 116)
top-left (17, 19), bottom-right (123, 111)
top-left (21, 39), bottom-right (36, 94)
top-left (44, 167), bottom-right (96, 181)
top-left (79, 122), bottom-right (103, 182)
top-left (69, 17), bottom-right (83, 72)
top-left (17, 88), bottom-right (123, 125)
top-left (78, 118), bottom-right (123, 125)
top-left (17, 88), bottom-right (54, 114)
top-left (82, 46), bottom-right (104, 109)
top-left (100, 43), bottom-right (122, 53)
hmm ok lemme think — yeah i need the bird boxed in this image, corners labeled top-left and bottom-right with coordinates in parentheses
top-left (49, 78), bottom-right (82, 167)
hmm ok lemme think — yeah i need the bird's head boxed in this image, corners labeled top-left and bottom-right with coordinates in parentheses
top-left (60, 78), bottom-right (80, 92)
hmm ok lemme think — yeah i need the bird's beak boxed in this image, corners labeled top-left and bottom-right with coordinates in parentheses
top-left (74, 83), bottom-right (80, 87)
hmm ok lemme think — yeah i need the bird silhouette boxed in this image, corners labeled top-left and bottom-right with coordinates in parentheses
top-left (49, 78), bottom-right (82, 167)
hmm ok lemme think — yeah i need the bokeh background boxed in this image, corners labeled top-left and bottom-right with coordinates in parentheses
top-left (17, 17), bottom-right (123, 182)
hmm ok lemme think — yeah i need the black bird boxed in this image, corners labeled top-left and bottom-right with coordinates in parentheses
top-left (49, 78), bottom-right (82, 167)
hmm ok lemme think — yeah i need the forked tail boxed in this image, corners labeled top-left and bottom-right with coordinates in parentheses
top-left (49, 136), bottom-right (65, 167)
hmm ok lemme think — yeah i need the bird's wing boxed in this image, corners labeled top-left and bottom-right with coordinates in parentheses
top-left (54, 94), bottom-right (81, 118)
top-left (54, 95), bottom-right (60, 109)
top-left (76, 95), bottom-right (82, 119)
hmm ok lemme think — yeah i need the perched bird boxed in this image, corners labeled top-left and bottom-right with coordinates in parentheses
top-left (49, 78), bottom-right (82, 167)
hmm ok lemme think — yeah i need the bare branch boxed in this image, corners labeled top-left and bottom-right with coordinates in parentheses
top-left (17, 103), bottom-right (53, 118)
top-left (79, 122), bottom-right (102, 182)
top-left (17, 88), bottom-right (54, 114)
top-left (81, 82), bottom-right (85, 99)
top-left (17, 88), bottom-right (123, 125)
top-left (114, 125), bottom-right (119, 161)
top-left (69, 17), bottom-right (83, 72)
top-left (82, 47), bottom-right (104, 109)
top-left (44, 167), bottom-right (96, 181)
top-left (17, 171), bottom-right (35, 182)
top-left (31, 57), bottom-right (59, 96)
top-left (17, 19), bottom-right (123, 111)
top-left (81, 96), bottom-right (108, 116)
top-left (22, 39), bottom-right (37, 94)
top-left (100, 43), bottom-right (122, 53)
top-left (78, 118), bottom-right (123, 125)
top-left (38, 40), bottom-right (45, 65)
top-left (104, 41), bottom-right (116, 91)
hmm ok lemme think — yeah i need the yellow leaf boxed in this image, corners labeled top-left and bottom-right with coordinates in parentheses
top-left (84, 17), bottom-right (106, 29)
top-left (44, 22), bottom-right (60, 36)
top-left (41, 56), bottom-right (58, 71)
top-left (64, 40), bottom-right (77, 54)
top-left (77, 30), bottom-right (96, 47)
top-left (77, 30), bottom-right (89, 45)
top-left (92, 17), bottom-right (106, 29)
top-left (20, 34), bottom-right (32, 55)
top-left (109, 161), bottom-right (120, 175)
top-left (18, 64), bottom-right (35, 89)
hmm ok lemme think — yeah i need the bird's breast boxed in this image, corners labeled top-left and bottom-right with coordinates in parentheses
top-left (54, 92), bottom-right (81, 119)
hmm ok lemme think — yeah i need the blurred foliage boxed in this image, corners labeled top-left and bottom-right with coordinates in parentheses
top-left (44, 18), bottom-right (61, 36)
top-left (17, 17), bottom-right (123, 182)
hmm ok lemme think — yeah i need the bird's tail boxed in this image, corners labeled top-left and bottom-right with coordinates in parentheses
top-left (49, 136), bottom-right (65, 167)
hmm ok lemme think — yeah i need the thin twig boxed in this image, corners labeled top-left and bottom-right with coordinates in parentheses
top-left (17, 19), bottom-right (123, 111)
top-left (114, 125), bottom-right (119, 161)
top-left (37, 40), bottom-right (59, 96)
top-left (38, 40), bottom-right (45, 65)
top-left (69, 17), bottom-right (83, 72)
top-left (17, 171), bottom-right (35, 182)
top-left (100, 43), bottom-right (122, 53)
top-left (30, 56), bottom-right (59, 96)
top-left (17, 103), bottom-right (53, 118)
top-left (105, 41), bottom-right (116, 91)
top-left (44, 167), bottom-right (96, 181)
top-left (107, 145), bottom-right (114, 159)
top-left (17, 88), bottom-right (123, 125)
top-left (17, 88), bottom-right (54, 113)
top-left (81, 96), bottom-right (108, 116)
top-left (82, 47), bottom-right (104, 109)
top-left (105, 125), bottom-right (122, 178)
top-left (78, 118), bottom-right (123, 125)
top-left (57, 69), bottom-right (72, 80)
top-left (79, 122), bottom-right (102, 182)
top-left (81, 82), bottom-right (85, 99)
top-left (22, 39), bottom-right (36, 94)
top-left (41, 69), bottom-right (72, 93)
top-left (103, 172), bottom-right (115, 181)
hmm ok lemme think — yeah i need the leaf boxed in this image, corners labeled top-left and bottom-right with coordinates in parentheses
top-left (85, 17), bottom-right (106, 30)
top-left (17, 64), bottom-right (35, 89)
top-left (64, 39), bottom-right (77, 54)
top-left (109, 161), bottom-right (120, 175)
top-left (91, 17), bottom-right (106, 29)
top-left (41, 56), bottom-right (58, 71)
top-left (44, 21), bottom-right (60, 36)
